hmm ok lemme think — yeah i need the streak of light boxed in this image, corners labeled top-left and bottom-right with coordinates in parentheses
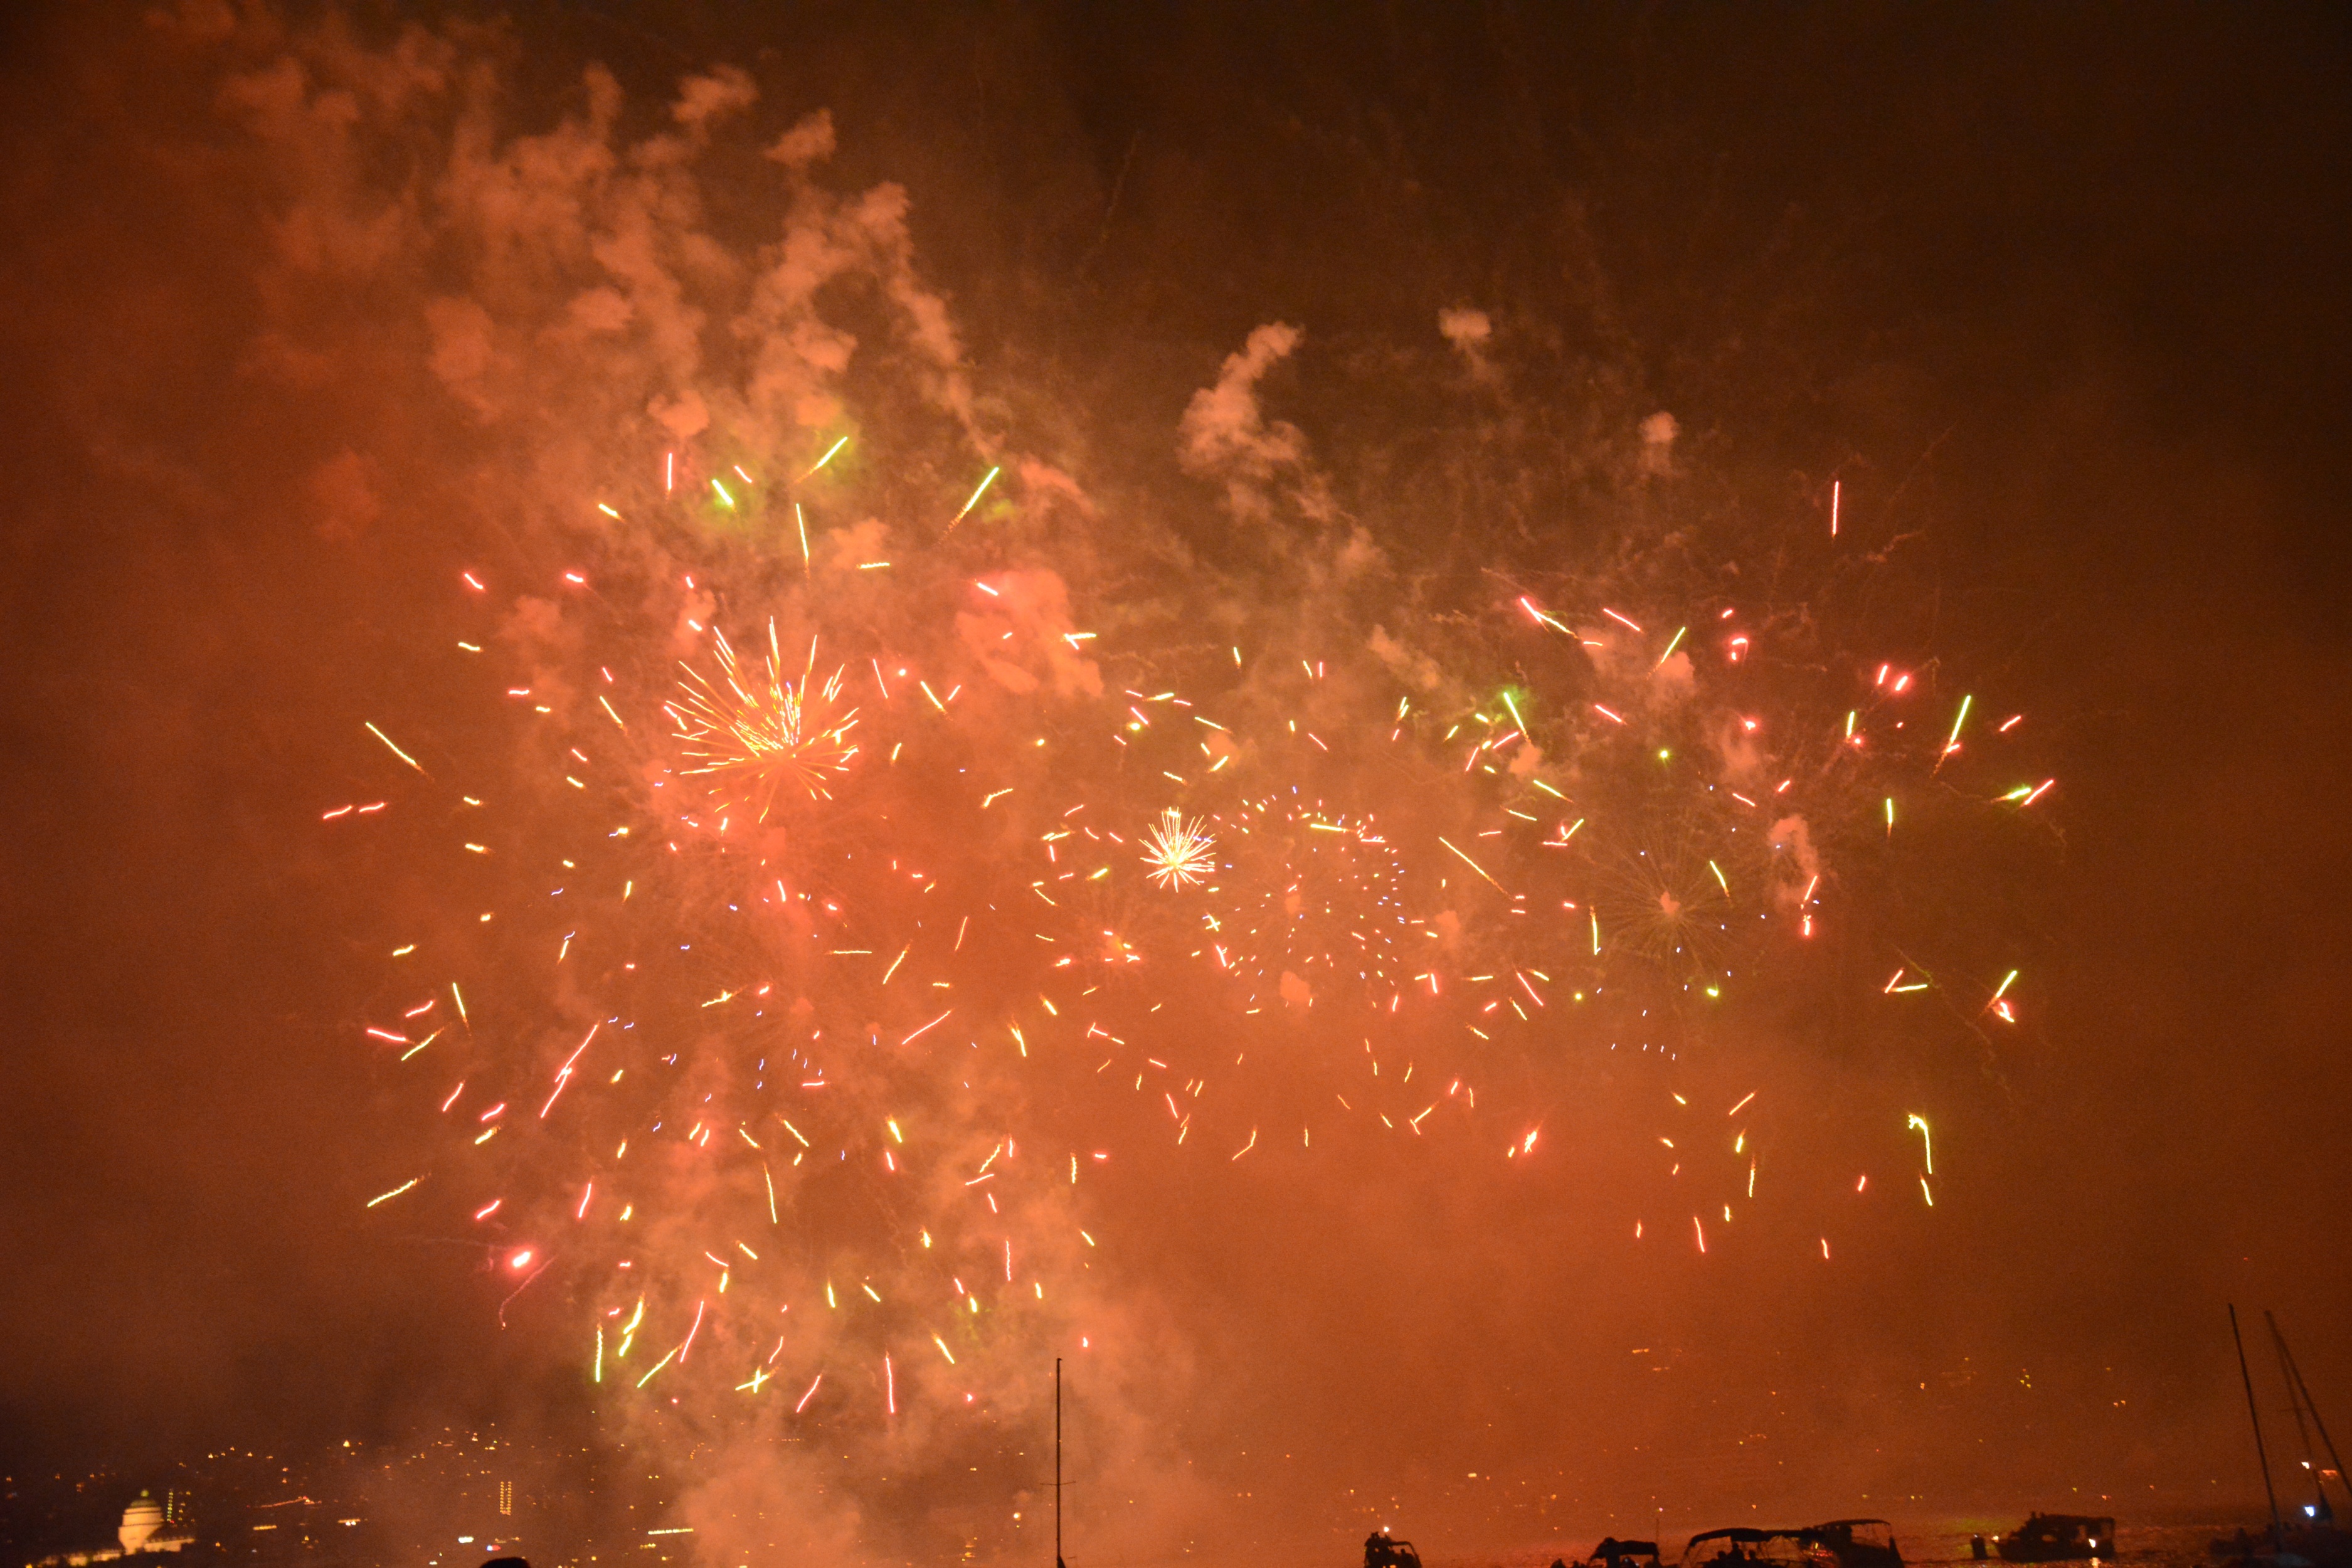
top-left (1437, 836), bottom-right (1508, 893)
top-left (539, 1024), bottom-right (601, 1118)
top-left (364, 723), bottom-right (423, 772)
top-left (635, 1346), bottom-right (678, 1389)
top-left (945, 465), bottom-right (1001, 532)
top-left (802, 435), bottom-right (849, 477)
top-left (364, 1179), bottom-right (419, 1208)
top-left (1940, 693), bottom-right (1973, 765)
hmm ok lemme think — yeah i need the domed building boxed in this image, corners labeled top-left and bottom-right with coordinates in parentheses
top-left (31, 1491), bottom-right (193, 1568)
top-left (117, 1495), bottom-right (166, 1555)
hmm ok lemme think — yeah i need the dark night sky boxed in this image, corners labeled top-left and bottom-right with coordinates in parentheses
top-left (1, 1), bottom-right (2348, 1556)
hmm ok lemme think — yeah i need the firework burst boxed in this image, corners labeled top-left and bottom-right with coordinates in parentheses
top-left (1140, 808), bottom-right (1217, 889)
top-left (666, 622), bottom-right (860, 818)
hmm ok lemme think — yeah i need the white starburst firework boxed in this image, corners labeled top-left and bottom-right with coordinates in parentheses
top-left (1142, 808), bottom-right (1217, 889)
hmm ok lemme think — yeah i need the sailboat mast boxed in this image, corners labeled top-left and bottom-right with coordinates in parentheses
top-left (2232, 1304), bottom-right (2287, 1547)
top-left (1056, 1356), bottom-right (1064, 1568)
top-left (2268, 1313), bottom-right (2326, 1513)
top-left (2270, 1313), bottom-right (2351, 1517)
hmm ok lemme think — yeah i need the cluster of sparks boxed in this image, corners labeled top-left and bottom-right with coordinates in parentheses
top-left (667, 622), bottom-right (860, 819)
top-left (342, 439), bottom-right (2052, 1439)
top-left (1140, 810), bottom-right (1217, 889)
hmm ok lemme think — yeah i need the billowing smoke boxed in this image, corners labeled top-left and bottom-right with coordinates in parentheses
top-left (9, 6), bottom-right (2173, 1565)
